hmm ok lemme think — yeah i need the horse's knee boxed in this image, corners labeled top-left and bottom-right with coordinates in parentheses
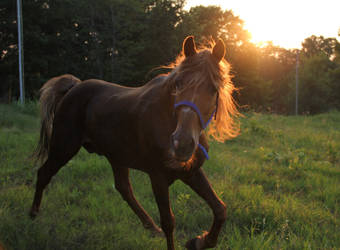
top-left (215, 201), bottom-right (227, 224)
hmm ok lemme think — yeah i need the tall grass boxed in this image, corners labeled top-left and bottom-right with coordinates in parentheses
top-left (0, 103), bottom-right (339, 249)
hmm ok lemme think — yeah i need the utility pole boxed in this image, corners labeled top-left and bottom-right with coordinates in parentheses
top-left (17, 0), bottom-right (25, 104)
top-left (295, 50), bottom-right (299, 115)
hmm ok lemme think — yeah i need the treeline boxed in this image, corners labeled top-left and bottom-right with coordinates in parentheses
top-left (1, 0), bottom-right (340, 114)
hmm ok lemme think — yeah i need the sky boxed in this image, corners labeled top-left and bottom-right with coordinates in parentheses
top-left (185, 0), bottom-right (340, 49)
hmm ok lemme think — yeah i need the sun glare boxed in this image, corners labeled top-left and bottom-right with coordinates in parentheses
top-left (185, 0), bottom-right (340, 49)
top-left (244, 7), bottom-right (303, 48)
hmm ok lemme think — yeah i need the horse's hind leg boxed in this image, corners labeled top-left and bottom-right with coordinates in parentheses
top-left (111, 165), bottom-right (162, 235)
top-left (30, 158), bottom-right (60, 218)
top-left (30, 125), bottom-right (82, 218)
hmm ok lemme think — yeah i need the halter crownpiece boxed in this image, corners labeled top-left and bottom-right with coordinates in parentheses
top-left (173, 93), bottom-right (219, 160)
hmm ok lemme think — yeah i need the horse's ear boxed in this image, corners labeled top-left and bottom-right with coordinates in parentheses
top-left (212, 38), bottom-right (225, 62)
top-left (183, 36), bottom-right (197, 57)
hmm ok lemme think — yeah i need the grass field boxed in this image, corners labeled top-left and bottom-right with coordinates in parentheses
top-left (0, 103), bottom-right (339, 250)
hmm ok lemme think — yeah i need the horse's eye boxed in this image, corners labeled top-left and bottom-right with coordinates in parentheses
top-left (175, 79), bottom-right (182, 87)
top-left (209, 85), bottom-right (218, 94)
top-left (175, 79), bottom-right (184, 90)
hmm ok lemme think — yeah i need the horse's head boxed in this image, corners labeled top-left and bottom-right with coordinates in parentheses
top-left (168, 36), bottom-right (237, 162)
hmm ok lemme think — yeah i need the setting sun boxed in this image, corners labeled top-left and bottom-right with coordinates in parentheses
top-left (185, 0), bottom-right (340, 49)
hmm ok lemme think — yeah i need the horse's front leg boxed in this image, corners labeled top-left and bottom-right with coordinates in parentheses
top-left (150, 174), bottom-right (175, 250)
top-left (181, 168), bottom-right (226, 250)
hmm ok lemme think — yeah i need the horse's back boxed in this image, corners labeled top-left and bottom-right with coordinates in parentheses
top-left (70, 79), bottom-right (132, 100)
top-left (61, 79), bottom-right (142, 159)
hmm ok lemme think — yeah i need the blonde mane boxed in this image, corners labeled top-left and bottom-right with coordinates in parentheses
top-left (166, 41), bottom-right (240, 142)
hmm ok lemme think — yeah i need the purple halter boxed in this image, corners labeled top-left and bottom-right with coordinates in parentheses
top-left (174, 101), bottom-right (216, 130)
top-left (174, 94), bottom-right (218, 160)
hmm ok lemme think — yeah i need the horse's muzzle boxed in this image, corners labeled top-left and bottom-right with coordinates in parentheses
top-left (170, 132), bottom-right (196, 162)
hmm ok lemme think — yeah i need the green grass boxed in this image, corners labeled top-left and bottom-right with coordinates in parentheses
top-left (0, 103), bottom-right (339, 250)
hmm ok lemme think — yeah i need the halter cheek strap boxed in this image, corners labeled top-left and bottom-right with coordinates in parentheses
top-left (197, 143), bottom-right (210, 160)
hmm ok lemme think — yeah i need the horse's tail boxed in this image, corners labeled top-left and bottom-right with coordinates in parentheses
top-left (33, 74), bottom-right (81, 163)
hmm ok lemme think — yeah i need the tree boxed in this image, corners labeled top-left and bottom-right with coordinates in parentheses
top-left (0, 0), bottom-right (187, 100)
top-left (0, 0), bottom-right (21, 101)
top-left (178, 5), bottom-right (250, 47)
top-left (297, 53), bottom-right (337, 113)
top-left (1, 1), bottom-right (339, 114)
top-left (302, 35), bottom-right (338, 58)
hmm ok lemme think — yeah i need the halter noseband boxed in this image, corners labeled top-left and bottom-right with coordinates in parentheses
top-left (174, 101), bottom-right (216, 130)
top-left (173, 93), bottom-right (219, 160)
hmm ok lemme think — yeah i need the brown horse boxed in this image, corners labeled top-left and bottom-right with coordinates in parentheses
top-left (30, 36), bottom-right (239, 250)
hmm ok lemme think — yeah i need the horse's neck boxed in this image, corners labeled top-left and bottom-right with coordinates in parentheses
top-left (134, 77), bottom-right (176, 146)
top-left (136, 76), bottom-right (173, 114)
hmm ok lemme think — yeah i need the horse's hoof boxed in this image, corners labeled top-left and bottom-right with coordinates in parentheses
top-left (185, 237), bottom-right (204, 250)
top-left (151, 227), bottom-right (163, 238)
top-left (144, 223), bottom-right (163, 237)
top-left (186, 232), bottom-right (208, 250)
top-left (185, 238), bottom-right (198, 250)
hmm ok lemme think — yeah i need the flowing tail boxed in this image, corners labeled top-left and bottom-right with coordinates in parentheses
top-left (33, 74), bottom-right (81, 163)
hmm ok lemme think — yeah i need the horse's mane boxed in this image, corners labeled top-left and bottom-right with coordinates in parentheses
top-left (164, 41), bottom-right (240, 142)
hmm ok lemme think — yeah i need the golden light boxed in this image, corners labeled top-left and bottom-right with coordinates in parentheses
top-left (243, 3), bottom-right (303, 48)
top-left (185, 0), bottom-right (340, 49)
